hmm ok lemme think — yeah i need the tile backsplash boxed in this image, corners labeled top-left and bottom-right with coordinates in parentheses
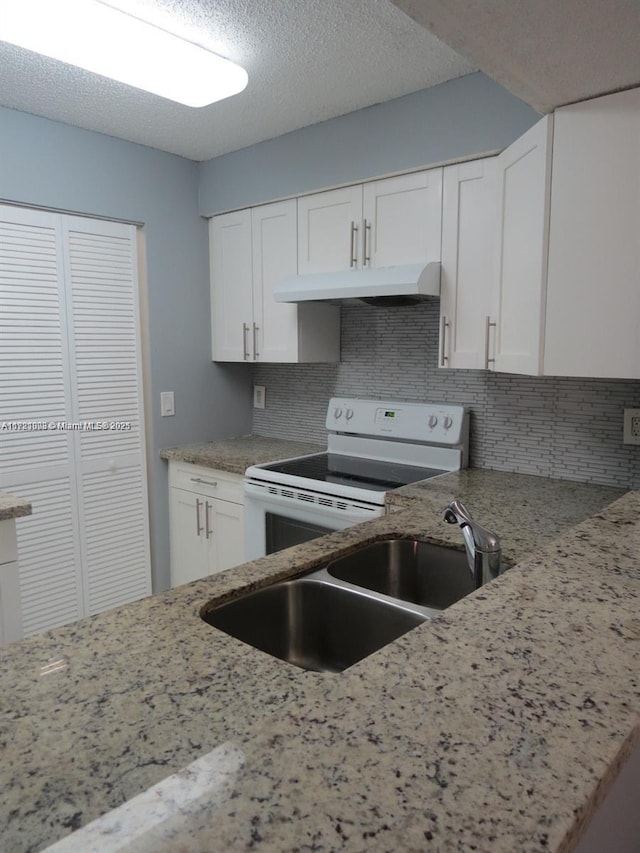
top-left (253, 302), bottom-right (640, 489)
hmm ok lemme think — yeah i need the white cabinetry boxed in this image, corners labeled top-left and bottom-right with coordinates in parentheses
top-left (210, 199), bottom-right (339, 363)
top-left (439, 158), bottom-right (497, 369)
top-left (169, 462), bottom-right (244, 588)
top-left (0, 519), bottom-right (23, 644)
top-left (544, 87), bottom-right (640, 378)
top-left (297, 169), bottom-right (442, 274)
top-left (490, 115), bottom-right (553, 375)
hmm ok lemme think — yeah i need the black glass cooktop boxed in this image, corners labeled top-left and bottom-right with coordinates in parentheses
top-left (259, 452), bottom-right (446, 492)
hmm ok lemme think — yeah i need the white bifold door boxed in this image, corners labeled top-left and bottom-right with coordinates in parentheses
top-left (0, 204), bottom-right (151, 636)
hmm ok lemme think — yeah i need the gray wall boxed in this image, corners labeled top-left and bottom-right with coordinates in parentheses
top-left (253, 303), bottom-right (640, 490)
top-left (198, 72), bottom-right (540, 215)
top-left (0, 106), bottom-right (253, 591)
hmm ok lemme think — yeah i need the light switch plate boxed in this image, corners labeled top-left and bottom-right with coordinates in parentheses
top-left (253, 385), bottom-right (266, 409)
top-left (623, 408), bottom-right (640, 445)
top-left (161, 391), bottom-right (175, 417)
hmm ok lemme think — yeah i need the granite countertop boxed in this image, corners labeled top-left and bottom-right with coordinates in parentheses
top-left (1, 471), bottom-right (638, 853)
top-left (159, 434), bottom-right (326, 474)
top-left (0, 491), bottom-right (32, 521)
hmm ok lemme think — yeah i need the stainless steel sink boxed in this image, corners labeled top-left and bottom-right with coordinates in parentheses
top-left (202, 577), bottom-right (426, 673)
top-left (202, 538), bottom-right (475, 673)
top-left (326, 539), bottom-right (474, 609)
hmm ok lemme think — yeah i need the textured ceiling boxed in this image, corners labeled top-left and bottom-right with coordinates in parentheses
top-left (0, 0), bottom-right (474, 161)
top-left (392, 0), bottom-right (640, 113)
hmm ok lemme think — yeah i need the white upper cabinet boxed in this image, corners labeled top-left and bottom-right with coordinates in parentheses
top-left (210, 199), bottom-right (339, 363)
top-left (297, 185), bottom-right (363, 274)
top-left (439, 158), bottom-right (497, 370)
top-left (210, 209), bottom-right (253, 362)
top-left (490, 115), bottom-right (553, 375)
top-left (361, 171), bottom-right (442, 268)
top-left (544, 87), bottom-right (640, 378)
top-left (297, 169), bottom-right (442, 275)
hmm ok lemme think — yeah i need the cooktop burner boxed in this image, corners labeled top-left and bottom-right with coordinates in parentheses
top-left (259, 452), bottom-right (446, 492)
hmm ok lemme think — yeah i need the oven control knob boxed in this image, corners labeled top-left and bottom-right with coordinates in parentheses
top-left (443, 416), bottom-right (453, 430)
top-left (345, 408), bottom-right (354, 420)
top-left (334, 407), bottom-right (343, 419)
top-left (428, 415), bottom-right (438, 428)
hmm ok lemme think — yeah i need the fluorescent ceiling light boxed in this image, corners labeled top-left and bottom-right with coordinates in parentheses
top-left (0, 0), bottom-right (248, 108)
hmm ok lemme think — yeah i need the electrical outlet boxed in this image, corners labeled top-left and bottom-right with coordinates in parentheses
top-left (160, 391), bottom-right (175, 417)
top-left (623, 408), bottom-right (640, 445)
top-left (253, 385), bottom-right (266, 409)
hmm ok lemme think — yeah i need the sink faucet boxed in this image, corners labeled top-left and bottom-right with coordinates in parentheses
top-left (442, 499), bottom-right (502, 589)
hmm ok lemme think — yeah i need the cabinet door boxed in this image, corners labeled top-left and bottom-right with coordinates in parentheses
top-left (297, 186), bottom-right (363, 274)
top-left (440, 159), bottom-right (496, 369)
top-left (251, 200), bottom-right (299, 362)
top-left (210, 210), bottom-right (253, 362)
top-left (544, 88), bottom-right (640, 378)
top-left (169, 488), bottom-right (208, 587)
top-left (492, 116), bottom-right (553, 375)
top-left (362, 169), bottom-right (442, 268)
top-left (208, 499), bottom-right (244, 575)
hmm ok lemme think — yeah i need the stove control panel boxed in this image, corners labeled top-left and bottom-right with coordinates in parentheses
top-left (327, 398), bottom-right (469, 445)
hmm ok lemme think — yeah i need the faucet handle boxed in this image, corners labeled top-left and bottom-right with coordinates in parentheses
top-left (442, 499), bottom-right (473, 526)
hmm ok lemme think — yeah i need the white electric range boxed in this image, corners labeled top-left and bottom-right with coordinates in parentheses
top-left (244, 397), bottom-right (469, 560)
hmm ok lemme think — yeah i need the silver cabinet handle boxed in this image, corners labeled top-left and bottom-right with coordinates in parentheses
top-left (363, 219), bottom-right (371, 266)
top-left (484, 316), bottom-right (496, 368)
top-left (242, 322), bottom-right (250, 360)
top-left (190, 477), bottom-right (218, 488)
top-left (195, 498), bottom-right (203, 536)
top-left (439, 315), bottom-right (449, 367)
top-left (253, 322), bottom-right (259, 360)
top-left (349, 221), bottom-right (358, 268)
top-left (205, 501), bottom-right (212, 539)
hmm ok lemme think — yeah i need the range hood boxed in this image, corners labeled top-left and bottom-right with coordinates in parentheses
top-left (274, 262), bottom-right (441, 307)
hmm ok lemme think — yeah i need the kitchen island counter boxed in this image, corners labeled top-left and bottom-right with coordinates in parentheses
top-left (1, 472), bottom-right (638, 852)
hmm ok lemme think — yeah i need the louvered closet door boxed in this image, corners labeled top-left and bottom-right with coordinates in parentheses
top-left (0, 205), bottom-right (84, 634)
top-left (0, 206), bottom-right (151, 635)
top-left (62, 216), bottom-right (151, 615)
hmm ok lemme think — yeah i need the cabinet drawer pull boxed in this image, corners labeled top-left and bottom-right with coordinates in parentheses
top-left (363, 219), bottom-right (371, 266)
top-left (349, 221), bottom-right (358, 268)
top-left (439, 315), bottom-right (449, 366)
top-left (253, 322), bottom-right (259, 359)
top-left (195, 498), bottom-right (203, 536)
top-left (190, 477), bottom-right (218, 487)
top-left (484, 315), bottom-right (496, 368)
top-left (242, 322), bottom-right (250, 360)
top-left (205, 501), bottom-right (212, 539)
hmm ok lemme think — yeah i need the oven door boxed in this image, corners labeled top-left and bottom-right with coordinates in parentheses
top-left (244, 480), bottom-right (384, 561)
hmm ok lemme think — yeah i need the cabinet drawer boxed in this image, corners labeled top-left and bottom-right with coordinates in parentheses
top-left (169, 462), bottom-right (244, 504)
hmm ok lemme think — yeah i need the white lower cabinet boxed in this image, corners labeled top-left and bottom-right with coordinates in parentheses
top-left (0, 519), bottom-right (23, 644)
top-left (169, 462), bottom-right (245, 588)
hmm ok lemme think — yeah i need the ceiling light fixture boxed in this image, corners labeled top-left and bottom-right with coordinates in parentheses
top-left (0, 0), bottom-right (248, 108)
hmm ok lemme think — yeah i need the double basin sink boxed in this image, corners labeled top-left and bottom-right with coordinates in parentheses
top-left (201, 539), bottom-right (474, 673)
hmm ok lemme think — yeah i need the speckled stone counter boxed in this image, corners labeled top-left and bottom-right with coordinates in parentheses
top-left (1, 473), bottom-right (638, 853)
top-left (387, 469), bottom-right (627, 565)
top-left (159, 434), bottom-right (325, 474)
top-left (0, 491), bottom-right (32, 521)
